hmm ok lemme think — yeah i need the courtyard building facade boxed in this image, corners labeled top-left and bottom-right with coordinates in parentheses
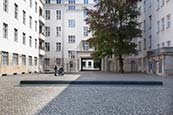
top-left (0, 0), bottom-right (45, 76)
top-left (44, 0), bottom-right (100, 72)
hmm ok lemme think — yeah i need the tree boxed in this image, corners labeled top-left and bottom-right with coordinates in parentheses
top-left (85, 0), bottom-right (142, 73)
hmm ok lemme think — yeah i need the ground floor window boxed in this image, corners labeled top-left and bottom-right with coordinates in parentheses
top-left (29, 56), bottom-right (32, 66)
top-left (21, 55), bottom-right (26, 65)
top-left (12, 53), bottom-right (19, 65)
top-left (44, 58), bottom-right (50, 66)
top-left (1, 51), bottom-right (8, 65)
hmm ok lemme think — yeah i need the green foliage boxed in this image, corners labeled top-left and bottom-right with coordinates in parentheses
top-left (85, 0), bottom-right (142, 59)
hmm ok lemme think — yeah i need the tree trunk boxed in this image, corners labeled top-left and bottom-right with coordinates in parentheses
top-left (119, 55), bottom-right (124, 73)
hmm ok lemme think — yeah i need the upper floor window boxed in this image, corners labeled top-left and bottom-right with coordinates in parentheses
top-left (68, 35), bottom-right (75, 43)
top-left (23, 10), bottom-right (26, 24)
top-left (14, 28), bottom-right (18, 42)
top-left (3, 0), bottom-right (8, 12)
top-left (143, 0), bottom-right (146, 12)
top-left (35, 39), bottom-right (37, 48)
top-left (84, 26), bottom-right (89, 36)
top-left (157, 20), bottom-right (160, 33)
top-left (29, 56), bottom-right (32, 66)
top-left (30, 0), bottom-right (32, 7)
top-left (35, 2), bottom-right (37, 13)
top-left (45, 10), bottom-right (50, 20)
top-left (14, 3), bottom-right (18, 19)
top-left (82, 41), bottom-right (89, 51)
top-left (84, 0), bottom-right (88, 4)
top-left (161, 0), bottom-right (164, 7)
top-left (29, 16), bottom-right (32, 28)
top-left (68, 0), bottom-right (75, 10)
top-left (46, 0), bottom-right (50, 4)
top-left (149, 15), bottom-right (152, 29)
top-left (68, 50), bottom-right (75, 58)
top-left (166, 14), bottom-right (171, 28)
top-left (57, 0), bottom-right (61, 4)
top-left (29, 36), bottom-right (32, 47)
top-left (56, 26), bottom-right (61, 37)
top-left (157, 0), bottom-right (160, 10)
top-left (69, 0), bottom-right (75, 4)
top-left (45, 26), bottom-right (50, 36)
top-left (3, 23), bottom-right (8, 39)
top-left (161, 17), bottom-right (165, 31)
top-left (56, 10), bottom-right (61, 20)
top-left (22, 33), bottom-right (26, 45)
top-left (56, 42), bottom-right (61, 52)
top-left (68, 19), bottom-right (75, 28)
top-left (45, 42), bottom-right (50, 52)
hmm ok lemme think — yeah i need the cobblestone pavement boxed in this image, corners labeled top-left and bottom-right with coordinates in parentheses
top-left (0, 72), bottom-right (173, 115)
top-left (0, 74), bottom-right (80, 115)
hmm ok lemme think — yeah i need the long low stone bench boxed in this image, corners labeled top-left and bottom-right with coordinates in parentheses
top-left (20, 80), bottom-right (163, 86)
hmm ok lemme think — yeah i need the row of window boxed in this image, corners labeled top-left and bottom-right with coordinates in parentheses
top-left (3, 1), bottom-right (42, 32)
top-left (45, 10), bottom-right (61, 20)
top-left (45, 42), bottom-right (61, 52)
top-left (138, 38), bottom-right (171, 51)
top-left (44, 58), bottom-right (61, 66)
top-left (140, 0), bottom-right (170, 13)
top-left (45, 26), bottom-right (89, 37)
top-left (3, 0), bottom-right (38, 13)
top-left (156, 14), bottom-right (171, 33)
top-left (46, 0), bottom-right (89, 4)
top-left (142, 13), bottom-right (171, 33)
top-left (156, 0), bottom-right (170, 11)
top-left (1, 51), bottom-right (37, 66)
top-left (3, 23), bottom-right (38, 48)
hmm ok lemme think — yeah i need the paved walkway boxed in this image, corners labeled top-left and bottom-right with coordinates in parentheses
top-left (0, 72), bottom-right (173, 115)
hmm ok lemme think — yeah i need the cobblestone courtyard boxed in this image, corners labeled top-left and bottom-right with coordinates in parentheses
top-left (0, 72), bottom-right (173, 115)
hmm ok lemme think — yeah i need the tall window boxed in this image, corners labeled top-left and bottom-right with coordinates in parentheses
top-left (57, 0), bottom-right (61, 4)
top-left (56, 58), bottom-right (61, 65)
top-left (84, 0), bottom-right (88, 4)
top-left (144, 38), bottom-right (146, 50)
top-left (29, 56), bottom-right (32, 66)
top-left (161, 17), bottom-right (165, 31)
top-left (35, 39), bottom-right (37, 48)
top-left (161, 0), bottom-right (164, 7)
top-left (84, 26), bottom-right (89, 36)
top-left (68, 0), bottom-right (75, 10)
top-left (3, 23), bottom-right (8, 39)
top-left (149, 15), bottom-right (152, 29)
top-left (3, 0), bottom-right (8, 12)
top-left (45, 42), bottom-right (50, 51)
top-left (166, 14), bottom-right (171, 28)
top-left (143, 20), bottom-right (146, 32)
top-left (14, 3), bottom-right (18, 19)
top-left (68, 50), bottom-right (75, 58)
top-left (45, 10), bottom-right (50, 20)
top-left (12, 53), bottom-right (18, 65)
top-left (35, 21), bottom-right (37, 32)
top-left (56, 10), bottom-right (61, 20)
top-left (29, 16), bottom-right (32, 28)
top-left (30, 0), bottom-right (32, 7)
top-left (45, 26), bottom-right (50, 36)
top-left (23, 10), bottom-right (26, 24)
top-left (1, 51), bottom-right (8, 65)
top-left (22, 33), bottom-right (26, 45)
top-left (138, 41), bottom-right (141, 51)
top-left (21, 55), bottom-right (26, 65)
top-left (157, 20), bottom-right (160, 33)
top-left (82, 41), bottom-right (89, 51)
top-left (35, 2), bottom-right (37, 13)
top-left (68, 35), bottom-right (75, 43)
top-left (56, 42), bottom-right (61, 52)
top-left (29, 36), bottom-right (32, 47)
top-left (149, 35), bottom-right (152, 48)
top-left (34, 57), bottom-right (37, 66)
top-left (143, 0), bottom-right (146, 12)
top-left (44, 58), bottom-right (50, 66)
top-left (56, 26), bottom-right (61, 37)
top-left (14, 28), bottom-right (18, 42)
top-left (68, 19), bottom-right (75, 28)
top-left (157, 0), bottom-right (160, 10)
top-left (46, 0), bottom-right (50, 4)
